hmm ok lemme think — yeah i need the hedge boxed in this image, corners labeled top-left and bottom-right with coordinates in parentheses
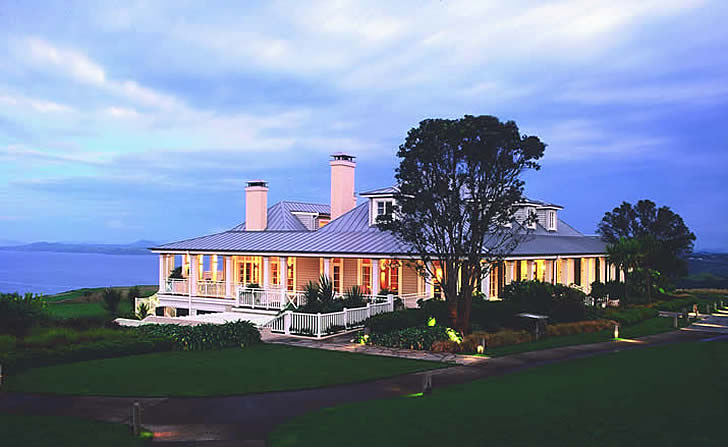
top-left (137, 320), bottom-right (261, 351)
top-left (364, 309), bottom-right (427, 334)
top-left (0, 337), bottom-right (174, 374)
top-left (366, 326), bottom-right (451, 351)
top-left (605, 307), bottom-right (658, 326)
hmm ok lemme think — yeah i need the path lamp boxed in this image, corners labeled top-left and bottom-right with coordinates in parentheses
top-left (613, 323), bottom-right (620, 339)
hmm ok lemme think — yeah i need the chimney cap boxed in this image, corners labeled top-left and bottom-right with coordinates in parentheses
top-left (246, 179), bottom-right (268, 188)
top-left (331, 152), bottom-right (356, 162)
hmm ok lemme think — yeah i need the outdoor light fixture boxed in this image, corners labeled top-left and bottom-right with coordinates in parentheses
top-left (614, 324), bottom-right (619, 339)
top-left (477, 345), bottom-right (485, 354)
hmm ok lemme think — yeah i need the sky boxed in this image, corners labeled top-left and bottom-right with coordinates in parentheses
top-left (0, 0), bottom-right (726, 251)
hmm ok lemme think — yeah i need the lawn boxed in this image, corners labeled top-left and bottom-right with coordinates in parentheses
top-left (486, 316), bottom-right (686, 357)
top-left (271, 340), bottom-right (728, 447)
top-left (47, 301), bottom-right (133, 319)
top-left (0, 414), bottom-right (146, 447)
top-left (4, 344), bottom-right (441, 397)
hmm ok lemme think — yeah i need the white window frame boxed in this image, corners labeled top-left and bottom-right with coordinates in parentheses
top-left (369, 198), bottom-right (395, 226)
top-left (548, 210), bottom-right (557, 231)
top-left (526, 207), bottom-right (537, 230)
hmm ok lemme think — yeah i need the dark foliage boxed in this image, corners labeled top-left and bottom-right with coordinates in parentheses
top-left (101, 288), bottom-right (122, 316)
top-left (378, 115), bottom-right (545, 333)
top-left (368, 326), bottom-right (451, 351)
top-left (604, 307), bottom-right (658, 326)
top-left (364, 309), bottom-right (427, 333)
top-left (137, 320), bottom-right (261, 351)
top-left (0, 292), bottom-right (48, 337)
top-left (500, 280), bottom-right (588, 323)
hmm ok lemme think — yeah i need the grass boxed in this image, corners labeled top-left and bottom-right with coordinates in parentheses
top-left (4, 343), bottom-right (441, 397)
top-left (46, 301), bottom-right (133, 319)
top-left (271, 340), bottom-right (728, 447)
top-left (486, 317), bottom-right (686, 357)
top-left (44, 285), bottom-right (157, 303)
top-left (0, 414), bottom-right (146, 447)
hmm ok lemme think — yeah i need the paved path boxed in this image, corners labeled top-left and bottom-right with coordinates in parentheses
top-left (0, 328), bottom-right (715, 445)
top-left (263, 330), bottom-right (489, 365)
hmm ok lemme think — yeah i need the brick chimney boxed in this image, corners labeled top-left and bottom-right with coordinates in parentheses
top-left (245, 180), bottom-right (268, 231)
top-left (330, 153), bottom-right (357, 220)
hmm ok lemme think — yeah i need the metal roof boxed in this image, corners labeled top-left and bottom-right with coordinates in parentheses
top-left (230, 201), bottom-right (330, 232)
top-left (155, 197), bottom-right (606, 256)
top-left (359, 186), bottom-right (399, 196)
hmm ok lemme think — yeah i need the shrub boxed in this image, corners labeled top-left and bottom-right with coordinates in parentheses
top-left (137, 320), bottom-right (261, 351)
top-left (19, 327), bottom-right (130, 349)
top-left (605, 307), bottom-right (658, 325)
top-left (502, 280), bottom-right (554, 314)
top-left (590, 281), bottom-right (609, 300)
top-left (0, 334), bottom-right (17, 352)
top-left (368, 326), bottom-right (450, 351)
top-left (342, 286), bottom-right (366, 309)
top-left (136, 302), bottom-right (151, 320)
top-left (431, 340), bottom-right (462, 353)
top-left (546, 320), bottom-right (615, 337)
top-left (0, 292), bottom-right (47, 337)
top-left (127, 285), bottom-right (141, 309)
top-left (462, 329), bottom-right (533, 351)
top-left (470, 299), bottom-right (521, 332)
top-left (169, 266), bottom-right (183, 279)
top-left (550, 284), bottom-right (588, 322)
top-left (417, 299), bottom-right (451, 326)
top-left (0, 337), bottom-right (174, 374)
top-left (102, 288), bottom-right (122, 316)
top-left (364, 309), bottom-right (427, 333)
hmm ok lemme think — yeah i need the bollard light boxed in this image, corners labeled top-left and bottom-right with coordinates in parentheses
top-left (614, 324), bottom-right (619, 339)
top-left (477, 345), bottom-right (485, 355)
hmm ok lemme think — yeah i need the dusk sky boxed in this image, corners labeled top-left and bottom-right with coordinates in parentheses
top-left (1, 1), bottom-right (726, 251)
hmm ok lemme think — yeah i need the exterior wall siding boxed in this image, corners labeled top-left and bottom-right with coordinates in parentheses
top-left (342, 258), bottom-right (359, 291)
top-left (296, 257), bottom-right (319, 290)
top-left (401, 261), bottom-right (420, 295)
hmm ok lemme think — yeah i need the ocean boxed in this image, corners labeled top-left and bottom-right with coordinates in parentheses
top-left (0, 250), bottom-right (158, 295)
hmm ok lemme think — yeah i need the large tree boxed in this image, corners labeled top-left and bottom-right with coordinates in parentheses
top-left (598, 200), bottom-right (696, 295)
top-left (379, 115), bottom-right (545, 333)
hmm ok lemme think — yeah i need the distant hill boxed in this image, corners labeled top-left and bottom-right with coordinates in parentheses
top-left (0, 240), bottom-right (161, 255)
top-left (678, 252), bottom-right (728, 289)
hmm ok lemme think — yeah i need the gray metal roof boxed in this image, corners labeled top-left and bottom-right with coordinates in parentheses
top-left (230, 201), bottom-right (330, 232)
top-left (359, 186), bottom-right (399, 196)
top-left (155, 197), bottom-right (605, 256)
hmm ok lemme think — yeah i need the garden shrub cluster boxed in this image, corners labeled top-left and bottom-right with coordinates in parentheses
top-left (297, 275), bottom-right (369, 313)
top-left (0, 292), bottom-right (48, 337)
top-left (0, 336), bottom-right (174, 373)
top-left (462, 330), bottom-right (533, 351)
top-left (137, 320), bottom-right (261, 351)
top-left (605, 307), bottom-right (658, 325)
top-left (19, 327), bottom-right (129, 349)
top-left (546, 320), bottom-right (615, 337)
top-left (367, 326), bottom-right (451, 351)
top-left (364, 309), bottom-right (427, 333)
top-left (501, 281), bottom-right (589, 323)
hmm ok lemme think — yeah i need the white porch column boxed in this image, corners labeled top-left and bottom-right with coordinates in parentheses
top-left (371, 258), bottom-right (380, 295)
top-left (561, 259), bottom-right (570, 285)
top-left (225, 256), bottom-right (233, 298)
top-left (263, 256), bottom-right (270, 288)
top-left (599, 257), bottom-right (606, 283)
top-left (323, 257), bottom-right (331, 280)
top-left (544, 260), bottom-right (553, 284)
top-left (279, 256), bottom-right (288, 307)
top-left (619, 268), bottom-right (626, 282)
top-left (158, 254), bottom-right (165, 293)
top-left (424, 262), bottom-right (433, 298)
top-left (481, 265), bottom-right (490, 298)
top-left (189, 254), bottom-right (199, 297)
top-left (211, 255), bottom-right (218, 282)
top-left (527, 260), bottom-right (534, 281)
top-left (505, 261), bottom-right (513, 284)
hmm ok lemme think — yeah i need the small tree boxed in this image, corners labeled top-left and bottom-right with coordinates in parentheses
top-left (379, 115), bottom-right (545, 333)
top-left (606, 237), bottom-right (642, 302)
top-left (102, 287), bottom-right (122, 316)
top-left (127, 285), bottom-right (141, 309)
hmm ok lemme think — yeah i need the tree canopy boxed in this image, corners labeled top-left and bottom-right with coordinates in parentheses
top-left (379, 115), bottom-right (545, 333)
top-left (598, 199), bottom-right (695, 295)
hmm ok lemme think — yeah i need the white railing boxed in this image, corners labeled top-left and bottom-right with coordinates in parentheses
top-left (399, 292), bottom-right (432, 308)
top-left (165, 279), bottom-right (189, 295)
top-left (197, 280), bottom-right (228, 298)
top-left (236, 287), bottom-right (307, 310)
top-left (264, 294), bottom-right (395, 338)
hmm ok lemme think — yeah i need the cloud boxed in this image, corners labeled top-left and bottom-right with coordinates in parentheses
top-left (0, 92), bottom-right (75, 114)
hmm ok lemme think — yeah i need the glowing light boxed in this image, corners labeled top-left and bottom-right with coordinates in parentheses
top-left (406, 392), bottom-right (424, 398)
top-left (476, 345), bottom-right (484, 354)
top-left (427, 317), bottom-right (436, 327)
top-left (446, 327), bottom-right (462, 343)
top-left (614, 338), bottom-right (644, 344)
top-left (613, 324), bottom-right (619, 339)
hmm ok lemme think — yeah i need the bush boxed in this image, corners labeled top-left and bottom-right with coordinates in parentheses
top-left (342, 286), bottom-right (366, 309)
top-left (364, 309), bottom-right (427, 334)
top-left (605, 307), bottom-right (658, 326)
top-left (127, 285), bottom-right (141, 308)
top-left (550, 284), bottom-right (588, 322)
top-left (470, 299), bottom-right (522, 332)
top-left (137, 320), bottom-right (261, 351)
top-left (102, 288), bottom-right (122, 315)
top-left (19, 327), bottom-right (130, 349)
top-left (654, 297), bottom-right (697, 313)
top-left (0, 336), bottom-right (174, 373)
top-left (462, 329), bottom-right (533, 352)
top-left (0, 292), bottom-right (48, 337)
top-left (0, 334), bottom-right (17, 352)
top-left (417, 299), bottom-right (451, 326)
top-left (368, 326), bottom-right (451, 351)
top-left (546, 320), bottom-right (615, 337)
top-left (431, 340), bottom-right (463, 353)
top-left (500, 281), bottom-right (588, 323)
top-left (590, 281), bottom-right (609, 300)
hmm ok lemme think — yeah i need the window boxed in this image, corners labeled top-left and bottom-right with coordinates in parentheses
top-left (573, 258), bottom-right (582, 286)
top-left (286, 259), bottom-right (295, 291)
top-left (376, 200), bottom-right (393, 218)
top-left (527, 207), bottom-right (537, 229)
top-left (361, 260), bottom-right (371, 294)
top-left (548, 210), bottom-right (557, 231)
top-left (271, 262), bottom-right (279, 286)
top-left (333, 260), bottom-right (341, 294)
top-left (489, 264), bottom-right (498, 298)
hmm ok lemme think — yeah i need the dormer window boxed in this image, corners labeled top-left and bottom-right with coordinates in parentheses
top-left (526, 207), bottom-right (537, 229)
top-left (376, 200), bottom-right (393, 218)
top-left (548, 210), bottom-right (557, 231)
